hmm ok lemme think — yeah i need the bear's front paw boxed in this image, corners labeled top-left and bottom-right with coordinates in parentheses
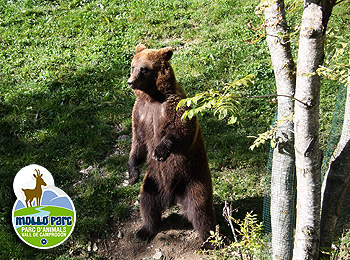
top-left (128, 175), bottom-right (139, 186)
top-left (152, 143), bottom-right (171, 161)
top-left (128, 166), bottom-right (140, 185)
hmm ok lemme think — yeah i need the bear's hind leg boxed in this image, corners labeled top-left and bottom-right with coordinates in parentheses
top-left (136, 177), bottom-right (163, 241)
top-left (183, 187), bottom-right (215, 242)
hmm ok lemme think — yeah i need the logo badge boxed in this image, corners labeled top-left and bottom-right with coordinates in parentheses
top-left (12, 164), bottom-right (76, 249)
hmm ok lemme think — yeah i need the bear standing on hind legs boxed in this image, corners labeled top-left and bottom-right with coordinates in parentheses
top-left (127, 44), bottom-right (215, 244)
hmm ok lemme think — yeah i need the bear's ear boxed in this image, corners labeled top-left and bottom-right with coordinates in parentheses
top-left (159, 47), bottom-right (173, 61)
top-left (136, 44), bottom-right (147, 54)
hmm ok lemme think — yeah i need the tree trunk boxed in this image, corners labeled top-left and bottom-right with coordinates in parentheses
top-left (319, 62), bottom-right (350, 259)
top-left (293, 2), bottom-right (325, 259)
top-left (264, 1), bottom-right (296, 259)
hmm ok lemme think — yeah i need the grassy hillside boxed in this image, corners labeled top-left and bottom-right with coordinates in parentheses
top-left (0, 0), bottom-right (349, 259)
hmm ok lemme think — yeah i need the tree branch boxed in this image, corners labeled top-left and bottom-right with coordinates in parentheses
top-left (234, 94), bottom-right (311, 108)
top-left (223, 201), bottom-right (243, 260)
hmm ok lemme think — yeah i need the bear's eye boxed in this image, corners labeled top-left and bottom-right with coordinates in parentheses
top-left (140, 67), bottom-right (149, 75)
top-left (131, 66), bottom-right (135, 73)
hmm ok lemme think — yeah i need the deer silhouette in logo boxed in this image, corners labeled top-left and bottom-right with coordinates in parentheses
top-left (22, 169), bottom-right (47, 207)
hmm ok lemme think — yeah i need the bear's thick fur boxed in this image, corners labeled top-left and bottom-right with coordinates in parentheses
top-left (127, 44), bottom-right (215, 243)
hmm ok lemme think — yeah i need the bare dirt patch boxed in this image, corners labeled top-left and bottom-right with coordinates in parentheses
top-left (97, 209), bottom-right (210, 260)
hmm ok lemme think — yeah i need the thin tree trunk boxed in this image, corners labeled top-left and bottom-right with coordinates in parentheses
top-left (319, 62), bottom-right (350, 259)
top-left (264, 1), bottom-right (296, 259)
top-left (293, 2), bottom-right (325, 259)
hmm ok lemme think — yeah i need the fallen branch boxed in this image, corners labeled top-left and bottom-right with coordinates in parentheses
top-left (223, 201), bottom-right (244, 260)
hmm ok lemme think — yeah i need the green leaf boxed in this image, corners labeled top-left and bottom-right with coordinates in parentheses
top-left (228, 116), bottom-right (238, 124)
top-left (187, 109), bottom-right (194, 119)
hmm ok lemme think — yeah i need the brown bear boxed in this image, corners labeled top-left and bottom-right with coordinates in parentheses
top-left (127, 44), bottom-right (215, 243)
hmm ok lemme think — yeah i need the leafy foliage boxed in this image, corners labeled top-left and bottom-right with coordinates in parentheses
top-left (317, 27), bottom-right (350, 86)
top-left (249, 112), bottom-right (294, 150)
top-left (230, 212), bottom-right (265, 258)
top-left (249, 123), bottom-right (278, 151)
top-left (331, 229), bottom-right (350, 259)
top-left (205, 211), bottom-right (265, 260)
top-left (317, 64), bottom-right (350, 86)
top-left (177, 74), bottom-right (256, 125)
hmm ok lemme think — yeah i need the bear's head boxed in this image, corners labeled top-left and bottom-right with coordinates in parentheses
top-left (127, 44), bottom-right (178, 100)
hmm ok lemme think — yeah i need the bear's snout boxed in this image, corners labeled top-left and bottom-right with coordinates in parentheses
top-left (127, 78), bottom-right (134, 89)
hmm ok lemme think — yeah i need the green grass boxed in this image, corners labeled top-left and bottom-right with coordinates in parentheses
top-left (1, 0), bottom-right (349, 259)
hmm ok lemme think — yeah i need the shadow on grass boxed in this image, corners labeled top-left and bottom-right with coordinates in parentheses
top-left (214, 196), bottom-right (264, 240)
top-left (0, 66), bottom-right (134, 258)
